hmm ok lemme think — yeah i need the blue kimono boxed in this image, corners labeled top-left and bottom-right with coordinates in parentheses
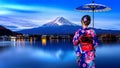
top-left (73, 27), bottom-right (98, 68)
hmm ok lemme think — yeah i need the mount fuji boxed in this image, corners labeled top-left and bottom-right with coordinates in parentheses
top-left (18, 17), bottom-right (80, 35)
top-left (18, 17), bottom-right (120, 35)
top-left (42, 17), bottom-right (78, 27)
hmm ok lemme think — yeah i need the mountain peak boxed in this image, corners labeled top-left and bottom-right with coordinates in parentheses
top-left (55, 17), bottom-right (65, 21)
top-left (53, 17), bottom-right (70, 26)
top-left (42, 17), bottom-right (78, 27)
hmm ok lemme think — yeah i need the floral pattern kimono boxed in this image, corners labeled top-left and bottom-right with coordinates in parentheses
top-left (73, 27), bottom-right (98, 68)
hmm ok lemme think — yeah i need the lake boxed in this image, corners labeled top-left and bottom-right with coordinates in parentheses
top-left (0, 38), bottom-right (120, 68)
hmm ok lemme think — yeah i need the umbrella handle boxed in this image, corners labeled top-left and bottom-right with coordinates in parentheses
top-left (92, 0), bottom-right (94, 3)
top-left (92, 10), bottom-right (94, 28)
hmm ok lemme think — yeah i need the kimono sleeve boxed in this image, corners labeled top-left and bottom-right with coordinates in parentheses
top-left (91, 29), bottom-right (98, 48)
top-left (73, 29), bottom-right (81, 46)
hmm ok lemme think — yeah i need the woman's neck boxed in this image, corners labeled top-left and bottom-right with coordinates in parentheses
top-left (82, 25), bottom-right (88, 29)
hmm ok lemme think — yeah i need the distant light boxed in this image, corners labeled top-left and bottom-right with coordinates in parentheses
top-left (30, 37), bottom-right (33, 45)
top-left (42, 38), bottom-right (47, 46)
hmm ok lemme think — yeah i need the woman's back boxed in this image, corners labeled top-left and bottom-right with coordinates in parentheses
top-left (73, 15), bottom-right (98, 68)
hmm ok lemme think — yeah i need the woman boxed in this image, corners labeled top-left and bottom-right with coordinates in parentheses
top-left (73, 15), bottom-right (98, 68)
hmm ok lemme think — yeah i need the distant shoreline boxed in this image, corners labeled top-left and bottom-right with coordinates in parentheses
top-left (0, 33), bottom-right (120, 43)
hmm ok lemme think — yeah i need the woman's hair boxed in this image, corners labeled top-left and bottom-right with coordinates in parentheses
top-left (81, 15), bottom-right (91, 26)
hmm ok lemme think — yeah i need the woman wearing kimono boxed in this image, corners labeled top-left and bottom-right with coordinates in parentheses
top-left (73, 15), bottom-right (98, 68)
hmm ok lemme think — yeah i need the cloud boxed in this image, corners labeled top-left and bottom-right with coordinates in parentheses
top-left (0, 16), bottom-right (39, 31)
top-left (0, 1), bottom-right (119, 31)
top-left (0, 4), bottom-right (76, 31)
top-left (0, 0), bottom-right (44, 5)
top-left (5, 25), bottom-right (18, 28)
top-left (92, 20), bottom-right (120, 30)
top-left (4, 8), bottom-right (40, 13)
top-left (0, 5), bottom-right (42, 14)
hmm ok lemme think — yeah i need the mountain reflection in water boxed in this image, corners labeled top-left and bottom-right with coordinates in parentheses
top-left (0, 38), bottom-right (120, 68)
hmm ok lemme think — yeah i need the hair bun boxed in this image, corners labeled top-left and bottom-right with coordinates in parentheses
top-left (83, 17), bottom-right (87, 22)
top-left (81, 15), bottom-right (91, 26)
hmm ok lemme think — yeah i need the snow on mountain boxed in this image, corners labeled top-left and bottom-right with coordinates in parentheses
top-left (18, 17), bottom-right (80, 35)
top-left (17, 17), bottom-right (120, 35)
top-left (42, 17), bottom-right (78, 27)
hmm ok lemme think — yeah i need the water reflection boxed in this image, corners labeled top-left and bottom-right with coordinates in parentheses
top-left (16, 38), bottom-right (25, 46)
top-left (42, 38), bottom-right (47, 46)
top-left (10, 37), bottom-right (16, 47)
top-left (56, 49), bottom-right (64, 59)
top-left (29, 37), bottom-right (33, 45)
top-left (9, 36), bottom-right (72, 47)
top-left (0, 37), bottom-right (120, 68)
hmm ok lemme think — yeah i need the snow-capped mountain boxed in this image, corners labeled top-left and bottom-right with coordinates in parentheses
top-left (17, 17), bottom-right (120, 35)
top-left (42, 17), bottom-right (78, 27)
top-left (18, 17), bottom-right (80, 35)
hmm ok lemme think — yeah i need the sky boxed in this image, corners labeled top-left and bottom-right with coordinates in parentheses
top-left (0, 0), bottom-right (120, 31)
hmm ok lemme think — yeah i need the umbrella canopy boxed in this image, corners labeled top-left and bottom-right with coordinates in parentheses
top-left (76, 1), bottom-right (111, 27)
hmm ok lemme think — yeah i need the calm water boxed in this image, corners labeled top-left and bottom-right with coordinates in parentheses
top-left (0, 38), bottom-right (120, 68)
